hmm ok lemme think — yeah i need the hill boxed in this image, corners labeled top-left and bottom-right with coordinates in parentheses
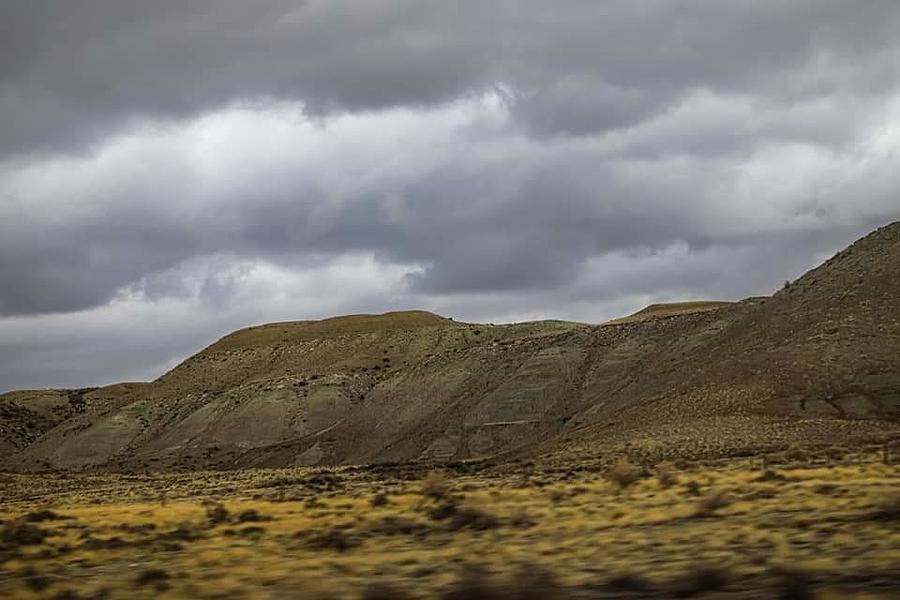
top-left (603, 300), bottom-right (735, 325)
top-left (1, 224), bottom-right (899, 472)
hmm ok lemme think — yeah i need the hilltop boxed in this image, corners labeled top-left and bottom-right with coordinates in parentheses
top-left (603, 300), bottom-right (736, 325)
top-left (1, 223), bottom-right (899, 472)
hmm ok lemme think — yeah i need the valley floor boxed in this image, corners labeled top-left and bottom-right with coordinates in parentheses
top-left (1, 451), bottom-right (898, 599)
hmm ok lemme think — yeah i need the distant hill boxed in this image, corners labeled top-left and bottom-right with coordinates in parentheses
top-left (2, 223), bottom-right (899, 472)
top-left (603, 300), bottom-right (736, 325)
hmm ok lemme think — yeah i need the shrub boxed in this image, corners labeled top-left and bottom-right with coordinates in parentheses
top-left (421, 471), bottom-right (452, 500)
top-left (23, 510), bottom-right (66, 523)
top-left (813, 483), bottom-right (838, 495)
top-left (870, 494), bottom-right (900, 522)
top-left (509, 508), bottom-right (537, 529)
top-left (693, 491), bottom-right (732, 518)
top-left (134, 568), bottom-right (170, 589)
top-left (606, 458), bottom-right (643, 489)
top-left (158, 522), bottom-right (201, 542)
top-left (446, 506), bottom-right (499, 532)
top-left (439, 564), bottom-right (565, 600)
top-left (304, 528), bottom-right (361, 552)
top-left (369, 493), bottom-right (389, 507)
top-left (755, 469), bottom-right (786, 483)
top-left (549, 489), bottom-right (567, 504)
top-left (362, 582), bottom-right (413, 600)
top-left (882, 442), bottom-right (899, 465)
top-left (440, 565), bottom-right (494, 600)
top-left (19, 566), bottom-right (51, 592)
top-left (654, 461), bottom-right (679, 488)
top-left (1, 520), bottom-right (45, 546)
top-left (427, 501), bottom-right (459, 521)
top-left (783, 444), bottom-right (809, 462)
top-left (822, 446), bottom-right (846, 461)
top-left (369, 516), bottom-right (430, 537)
top-left (667, 565), bottom-right (729, 597)
top-left (258, 475), bottom-right (305, 488)
top-left (303, 472), bottom-right (342, 491)
top-left (236, 509), bottom-right (270, 523)
top-left (507, 564), bottom-right (565, 600)
top-left (604, 572), bottom-right (654, 593)
top-left (204, 502), bottom-right (230, 525)
top-left (772, 568), bottom-right (814, 600)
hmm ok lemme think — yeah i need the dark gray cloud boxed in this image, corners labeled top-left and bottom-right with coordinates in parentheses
top-left (1, 1), bottom-right (900, 390)
top-left (3, 1), bottom-right (899, 158)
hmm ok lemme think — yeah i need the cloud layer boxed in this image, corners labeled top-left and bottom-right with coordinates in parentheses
top-left (2, 1), bottom-right (899, 390)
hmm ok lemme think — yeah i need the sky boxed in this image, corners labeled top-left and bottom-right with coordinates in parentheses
top-left (1, 1), bottom-right (899, 392)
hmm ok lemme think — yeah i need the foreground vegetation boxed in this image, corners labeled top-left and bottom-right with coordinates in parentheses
top-left (1, 450), bottom-right (898, 599)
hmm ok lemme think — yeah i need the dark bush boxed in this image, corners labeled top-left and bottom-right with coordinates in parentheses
top-left (755, 469), bottom-right (786, 482)
top-left (236, 509), bottom-right (270, 523)
top-left (440, 565), bottom-right (496, 600)
top-left (870, 494), bottom-right (900, 521)
top-left (446, 506), bottom-right (499, 532)
top-left (304, 528), bottom-right (361, 552)
top-left (369, 516), bottom-right (430, 537)
top-left (774, 569), bottom-right (814, 600)
top-left (23, 510), bottom-right (66, 523)
top-left (20, 566), bottom-right (51, 592)
top-left (134, 568), bottom-right (170, 589)
top-left (440, 564), bottom-right (565, 600)
top-left (693, 491), bottom-right (732, 518)
top-left (1, 520), bottom-right (45, 545)
top-left (654, 461), bottom-right (679, 488)
top-left (361, 582), bottom-right (413, 600)
top-left (668, 566), bottom-right (729, 597)
top-left (604, 572), bottom-right (654, 593)
top-left (783, 444), bottom-right (809, 462)
top-left (204, 502), bottom-right (230, 525)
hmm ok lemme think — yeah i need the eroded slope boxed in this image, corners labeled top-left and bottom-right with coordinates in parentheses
top-left (2, 224), bottom-right (899, 472)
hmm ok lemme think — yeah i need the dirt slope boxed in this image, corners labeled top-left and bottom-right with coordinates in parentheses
top-left (2, 224), bottom-right (899, 472)
top-left (603, 300), bottom-right (735, 324)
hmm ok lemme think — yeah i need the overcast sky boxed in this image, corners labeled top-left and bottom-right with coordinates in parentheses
top-left (2, 1), bottom-right (899, 392)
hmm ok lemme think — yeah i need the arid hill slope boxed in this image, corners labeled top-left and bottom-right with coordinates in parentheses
top-left (2, 224), bottom-right (899, 472)
top-left (552, 221), bottom-right (900, 463)
top-left (603, 300), bottom-right (736, 325)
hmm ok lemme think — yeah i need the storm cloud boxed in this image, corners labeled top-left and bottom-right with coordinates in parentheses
top-left (1, 1), bottom-right (899, 390)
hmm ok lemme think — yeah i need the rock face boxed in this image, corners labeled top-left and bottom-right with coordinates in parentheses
top-left (2, 224), bottom-right (900, 472)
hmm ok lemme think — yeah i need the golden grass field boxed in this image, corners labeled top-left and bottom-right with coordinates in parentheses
top-left (1, 450), bottom-right (898, 599)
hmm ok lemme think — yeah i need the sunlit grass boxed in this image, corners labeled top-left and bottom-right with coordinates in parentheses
top-left (0, 454), bottom-right (897, 599)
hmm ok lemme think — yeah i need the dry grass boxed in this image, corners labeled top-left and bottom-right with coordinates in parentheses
top-left (208, 310), bottom-right (456, 351)
top-left (0, 455), bottom-right (897, 599)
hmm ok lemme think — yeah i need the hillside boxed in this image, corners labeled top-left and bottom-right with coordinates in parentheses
top-left (603, 300), bottom-right (735, 325)
top-left (1, 224), bottom-right (899, 472)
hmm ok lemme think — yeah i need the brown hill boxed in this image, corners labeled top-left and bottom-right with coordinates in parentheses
top-left (603, 300), bottom-right (735, 325)
top-left (2, 224), bottom-right (899, 472)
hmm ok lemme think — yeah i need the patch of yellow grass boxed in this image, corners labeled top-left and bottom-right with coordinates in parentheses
top-left (0, 458), bottom-right (897, 599)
